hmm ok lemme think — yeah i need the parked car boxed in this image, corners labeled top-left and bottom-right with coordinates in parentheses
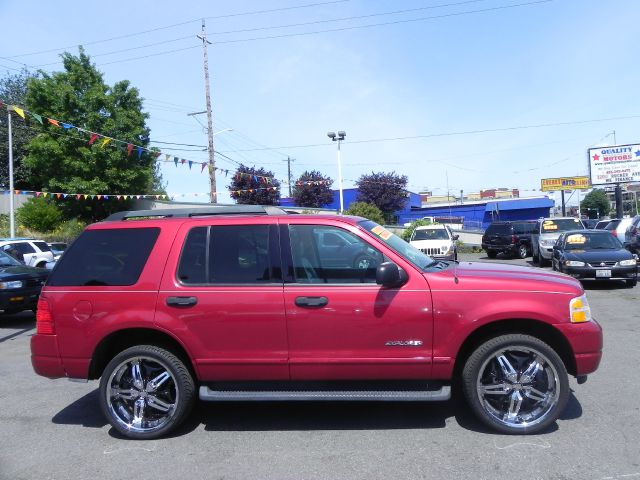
top-left (623, 215), bottom-right (640, 254)
top-left (481, 220), bottom-right (537, 259)
top-left (0, 238), bottom-right (55, 268)
top-left (552, 230), bottom-right (638, 287)
top-left (531, 217), bottom-right (585, 266)
top-left (409, 224), bottom-right (457, 261)
top-left (594, 219), bottom-right (613, 230)
top-left (31, 206), bottom-right (602, 439)
top-left (582, 219), bottom-right (599, 229)
top-left (604, 217), bottom-right (634, 242)
top-left (0, 250), bottom-right (49, 314)
top-left (47, 242), bottom-right (68, 261)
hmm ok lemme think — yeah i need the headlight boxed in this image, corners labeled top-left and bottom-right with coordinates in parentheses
top-left (540, 239), bottom-right (556, 247)
top-left (0, 280), bottom-right (24, 289)
top-left (441, 245), bottom-right (450, 252)
top-left (619, 259), bottom-right (637, 266)
top-left (569, 293), bottom-right (592, 323)
top-left (564, 260), bottom-right (585, 267)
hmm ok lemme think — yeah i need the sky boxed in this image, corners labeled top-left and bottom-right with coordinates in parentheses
top-left (1, 0), bottom-right (639, 207)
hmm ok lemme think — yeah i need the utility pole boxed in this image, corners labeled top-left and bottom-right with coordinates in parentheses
top-left (282, 156), bottom-right (295, 196)
top-left (7, 110), bottom-right (15, 238)
top-left (197, 19), bottom-right (216, 203)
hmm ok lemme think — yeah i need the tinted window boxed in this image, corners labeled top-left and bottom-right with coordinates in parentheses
top-left (486, 223), bottom-right (512, 235)
top-left (47, 228), bottom-right (160, 286)
top-left (178, 225), bottom-right (276, 285)
top-left (12, 242), bottom-right (36, 254)
top-left (604, 220), bottom-right (621, 231)
top-left (290, 225), bottom-right (384, 284)
top-left (514, 222), bottom-right (536, 234)
top-left (34, 241), bottom-right (51, 252)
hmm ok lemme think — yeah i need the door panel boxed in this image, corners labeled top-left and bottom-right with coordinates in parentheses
top-left (283, 223), bottom-right (433, 380)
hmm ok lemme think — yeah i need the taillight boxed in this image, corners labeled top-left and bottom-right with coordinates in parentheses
top-left (511, 235), bottom-right (519, 244)
top-left (36, 298), bottom-right (55, 335)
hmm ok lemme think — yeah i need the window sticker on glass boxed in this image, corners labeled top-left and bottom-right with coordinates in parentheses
top-left (371, 225), bottom-right (385, 235)
top-left (566, 234), bottom-right (586, 245)
top-left (379, 230), bottom-right (392, 240)
top-left (370, 225), bottom-right (392, 240)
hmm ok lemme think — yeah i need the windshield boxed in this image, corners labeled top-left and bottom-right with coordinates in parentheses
top-left (0, 250), bottom-right (22, 267)
top-left (564, 233), bottom-right (623, 250)
top-left (412, 228), bottom-right (449, 240)
top-left (541, 218), bottom-right (584, 233)
top-left (360, 220), bottom-right (435, 270)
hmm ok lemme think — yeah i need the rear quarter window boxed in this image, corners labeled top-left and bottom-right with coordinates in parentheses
top-left (47, 228), bottom-right (160, 286)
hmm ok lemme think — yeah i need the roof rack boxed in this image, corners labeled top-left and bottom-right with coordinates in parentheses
top-left (104, 205), bottom-right (287, 221)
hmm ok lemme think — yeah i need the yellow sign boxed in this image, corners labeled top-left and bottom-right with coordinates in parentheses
top-left (541, 176), bottom-right (591, 191)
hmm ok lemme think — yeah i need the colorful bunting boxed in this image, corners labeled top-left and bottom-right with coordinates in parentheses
top-left (89, 133), bottom-right (98, 145)
top-left (101, 138), bottom-right (111, 147)
top-left (11, 106), bottom-right (25, 119)
top-left (127, 143), bottom-right (134, 156)
top-left (31, 112), bottom-right (43, 124)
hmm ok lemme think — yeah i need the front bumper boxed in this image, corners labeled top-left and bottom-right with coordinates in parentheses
top-left (538, 246), bottom-right (554, 259)
top-left (555, 319), bottom-right (603, 376)
top-left (561, 265), bottom-right (637, 281)
top-left (0, 286), bottom-right (42, 311)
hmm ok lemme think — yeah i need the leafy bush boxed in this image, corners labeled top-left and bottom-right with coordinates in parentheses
top-left (16, 197), bottom-right (62, 233)
top-left (50, 219), bottom-right (87, 243)
top-left (345, 202), bottom-right (385, 225)
top-left (401, 219), bottom-right (432, 242)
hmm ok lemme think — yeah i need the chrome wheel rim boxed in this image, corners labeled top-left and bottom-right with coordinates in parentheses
top-left (476, 346), bottom-right (560, 430)
top-left (106, 356), bottom-right (178, 434)
top-left (356, 257), bottom-right (371, 269)
top-left (519, 245), bottom-right (527, 258)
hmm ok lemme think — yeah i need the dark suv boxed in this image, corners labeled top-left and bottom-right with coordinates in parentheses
top-left (482, 220), bottom-right (537, 258)
top-left (31, 206), bottom-right (602, 439)
top-left (624, 215), bottom-right (640, 253)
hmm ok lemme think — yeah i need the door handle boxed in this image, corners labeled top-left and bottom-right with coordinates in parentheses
top-left (166, 296), bottom-right (198, 307)
top-left (295, 296), bottom-right (328, 308)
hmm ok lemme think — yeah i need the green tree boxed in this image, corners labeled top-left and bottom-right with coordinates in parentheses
top-left (401, 218), bottom-right (432, 242)
top-left (228, 164), bottom-right (280, 205)
top-left (292, 170), bottom-right (334, 208)
top-left (16, 197), bottom-right (63, 232)
top-left (345, 201), bottom-right (385, 224)
top-left (0, 69), bottom-right (39, 189)
top-left (580, 189), bottom-right (610, 218)
top-left (23, 49), bottom-right (160, 222)
top-left (356, 171), bottom-right (409, 221)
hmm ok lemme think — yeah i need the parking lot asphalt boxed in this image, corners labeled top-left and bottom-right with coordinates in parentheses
top-left (1, 252), bottom-right (638, 480)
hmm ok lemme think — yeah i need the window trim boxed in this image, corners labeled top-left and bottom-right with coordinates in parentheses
top-left (176, 224), bottom-right (284, 287)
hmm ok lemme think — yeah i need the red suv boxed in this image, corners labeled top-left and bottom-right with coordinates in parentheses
top-left (31, 206), bottom-right (602, 439)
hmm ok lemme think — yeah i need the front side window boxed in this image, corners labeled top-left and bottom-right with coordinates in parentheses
top-left (178, 224), bottom-right (277, 285)
top-left (13, 242), bottom-right (36, 254)
top-left (289, 225), bottom-right (384, 284)
top-left (47, 228), bottom-right (160, 286)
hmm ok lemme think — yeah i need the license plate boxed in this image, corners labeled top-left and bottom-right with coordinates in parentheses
top-left (596, 269), bottom-right (612, 278)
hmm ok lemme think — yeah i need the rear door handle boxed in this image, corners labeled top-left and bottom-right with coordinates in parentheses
top-left (166, 296), bottom-right (198, 307)
top-left (295, 296), bottom-right (328, 308)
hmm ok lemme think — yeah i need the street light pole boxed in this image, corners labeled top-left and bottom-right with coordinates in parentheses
top-left (327, 131), bottom-right (346, 213)
top-left (7, 110), bottom-right (15, 238)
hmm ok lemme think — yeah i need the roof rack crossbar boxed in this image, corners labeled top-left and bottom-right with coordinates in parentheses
top-left (104, 205), bottom-right (287, 221)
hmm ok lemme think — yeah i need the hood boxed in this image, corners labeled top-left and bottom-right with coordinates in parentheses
top-left (425, 261), bottom-right (582, 294)
top-left (0, 264), bottom-right (50, 280)
top-left (564, 249), bottom-right (635, 263)
top-left (539, 232), bottom-right (562, 242)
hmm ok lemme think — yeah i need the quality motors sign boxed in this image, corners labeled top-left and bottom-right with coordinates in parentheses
top-left (588, 143), bottom-right (640, 185)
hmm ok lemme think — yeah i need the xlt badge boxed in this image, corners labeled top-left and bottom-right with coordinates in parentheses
top-left (385, 340), bottom-right (423, 346)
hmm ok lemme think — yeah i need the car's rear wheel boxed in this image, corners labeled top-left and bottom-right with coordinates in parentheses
top-left (99, 345), bottom-right (195, 440)
top-left (462, 334), bottom-right (569, 434)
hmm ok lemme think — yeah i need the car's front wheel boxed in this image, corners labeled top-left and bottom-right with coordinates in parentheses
top-left (487, 251), bottom-right (497, 259)
top-left (462, 334), bottom-right (569, 434)
top-left (99, 345), bottom-right (195, 440)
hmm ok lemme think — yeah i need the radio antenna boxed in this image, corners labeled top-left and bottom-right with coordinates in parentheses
top-left (446, 170), bottom-right (459, 284)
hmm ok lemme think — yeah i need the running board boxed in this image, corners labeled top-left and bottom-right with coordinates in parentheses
top-left (199, 386), bottom-right (451, 402)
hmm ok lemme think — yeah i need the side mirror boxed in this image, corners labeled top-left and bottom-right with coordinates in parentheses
top-left (376, 262), bottom-right (407, 288)
top-left (453, 235), bottom-right (459, 240)
top-left (552, 245), bottom-right (559, 250)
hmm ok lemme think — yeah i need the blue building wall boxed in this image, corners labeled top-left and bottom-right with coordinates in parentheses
top-left (280, 188), bottom-right (421, 211)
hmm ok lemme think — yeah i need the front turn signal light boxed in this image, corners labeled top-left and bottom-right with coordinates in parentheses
top-left (570, 294), bottom-right (592, 323)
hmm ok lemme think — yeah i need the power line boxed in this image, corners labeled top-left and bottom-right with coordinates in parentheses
top-left (5, 0), bottom-right (349, 59)
top-left (91, 0), bottom-right (551, 67)
top-left (216, 113), bottom-right (640, 153)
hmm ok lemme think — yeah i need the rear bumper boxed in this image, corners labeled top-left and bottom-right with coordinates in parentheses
top-left (0, 286), bottom-right (42, 311)
top-left (554, 319), bottom-right (603, 376)
top-left (31, 334), bottom-right (66, 378)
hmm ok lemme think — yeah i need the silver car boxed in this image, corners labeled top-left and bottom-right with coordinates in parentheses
top-left (531, 217), bottom-right (585, 266)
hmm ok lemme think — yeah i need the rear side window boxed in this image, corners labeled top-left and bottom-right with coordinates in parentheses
top-left (47, 228), bottom-right (160, 286)
top-left (486, 223), bottom-right (512, 235)
top-left (34, 241), bottom-right (51, 252)
top-left (178, 225), bottom-right (278, 285)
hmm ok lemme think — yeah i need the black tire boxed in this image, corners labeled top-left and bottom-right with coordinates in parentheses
top-left (487, 251), bottom-right (497, 259)
top-left (627, 278), bottom-right (637, 288)
top-left (99, 345), bottom-right (195, 440)
top-left (462, 334), bottom-right (569, 435)
top-left (532, 249), bottom-right (539, 264)
top-left (516, 244), bottom-right (528, 259)
top-left (537, 250), bottom-right (548, 267)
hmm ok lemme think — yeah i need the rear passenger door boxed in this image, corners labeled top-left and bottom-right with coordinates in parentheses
top-left (156, 219), bottom-right (289, 381)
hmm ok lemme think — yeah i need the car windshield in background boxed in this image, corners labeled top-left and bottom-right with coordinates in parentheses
top-left (564, 233), bottom-right (623, 250)
top-left (541, 218), bottom-right (583, 233)
top-left (604, 220), bottom-right (621, 231)
top-left (359, 220), bottom-right (434, 270)
top-left (0, 250), bottom-right (22, 267)
top-left (413, 229), bottom-right (449, 240)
